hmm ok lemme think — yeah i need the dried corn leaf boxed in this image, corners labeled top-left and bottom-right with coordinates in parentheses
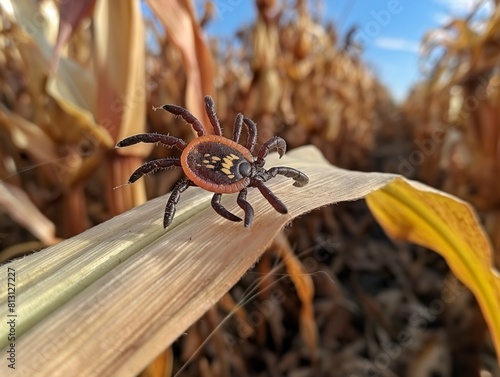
top-left (93, 0), bottom-right (146, 144)
top-left (146, 0), bottom-right (214, 128)
top-left (0, 145), bottom-right (498, 376)
top-left (92, 0), bottom-right (148, 213)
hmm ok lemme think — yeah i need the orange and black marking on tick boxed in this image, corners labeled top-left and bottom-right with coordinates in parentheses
top-left (116, 96), bottom-right (309, 228)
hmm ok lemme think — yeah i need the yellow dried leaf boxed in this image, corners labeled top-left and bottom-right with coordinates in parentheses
top-left (367, 179), bottom-right (500, 362)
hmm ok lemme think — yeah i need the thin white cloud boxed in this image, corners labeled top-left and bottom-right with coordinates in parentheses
top-left (374, 37), bottom-right (420, 53)
top-left (434, 0), bottom-right (493, 16)
top-left (436, 0), bottom-right (481, 12)
top-left (433, 12), bottom-right (453, 25)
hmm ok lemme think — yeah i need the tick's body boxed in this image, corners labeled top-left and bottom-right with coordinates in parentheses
top-left (116, 96), bottom-right (309, 228)
top-left (181, 135), bottom-right (253, 193)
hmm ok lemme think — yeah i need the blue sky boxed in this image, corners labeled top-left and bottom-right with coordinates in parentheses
top-left (196, 0), bottom-right (493, 101)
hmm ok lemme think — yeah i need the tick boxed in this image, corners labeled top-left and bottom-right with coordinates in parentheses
top-left (116, 95), bottom-right (309, 228)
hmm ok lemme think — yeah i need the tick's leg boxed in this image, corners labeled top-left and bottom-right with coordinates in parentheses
top-left (128, 158), bottom-right (181, 183)
top-left (232, 113), bottom-right (244, 144)
top-left (211, 193), bottom-right (242, 223)
top-left (164, 180), bottom-right (194, 228)
top-left (204, 96), bottom-right (222, 136)
top-left (242, 118), bottom-right (257, 152)
top-left (116, 133), bottom-right (187, 151)
top-left (232, 116), bottom-right (257, 152)
top-left (266, 167), bottom-right (309, 187)
top-left (237, 188), bottom-right (254, 227)
top-left (256, 136), bottom-right (286, 167)
top-left (153, 104), bottom-right (206, 137)
top-left (254, 180), bottom-right (288, 214)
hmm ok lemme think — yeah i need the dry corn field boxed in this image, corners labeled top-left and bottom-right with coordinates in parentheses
top-left (0, 1), bottom-right (500, 376)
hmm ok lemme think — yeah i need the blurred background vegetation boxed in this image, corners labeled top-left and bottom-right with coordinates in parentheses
top-left (0, 0), bottom-right (499, 375)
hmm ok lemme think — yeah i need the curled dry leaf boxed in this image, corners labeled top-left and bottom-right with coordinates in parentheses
top-left (51, 0), bottom-right (97, 72)
top-left (0, 145), bottom-right (497, 376)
